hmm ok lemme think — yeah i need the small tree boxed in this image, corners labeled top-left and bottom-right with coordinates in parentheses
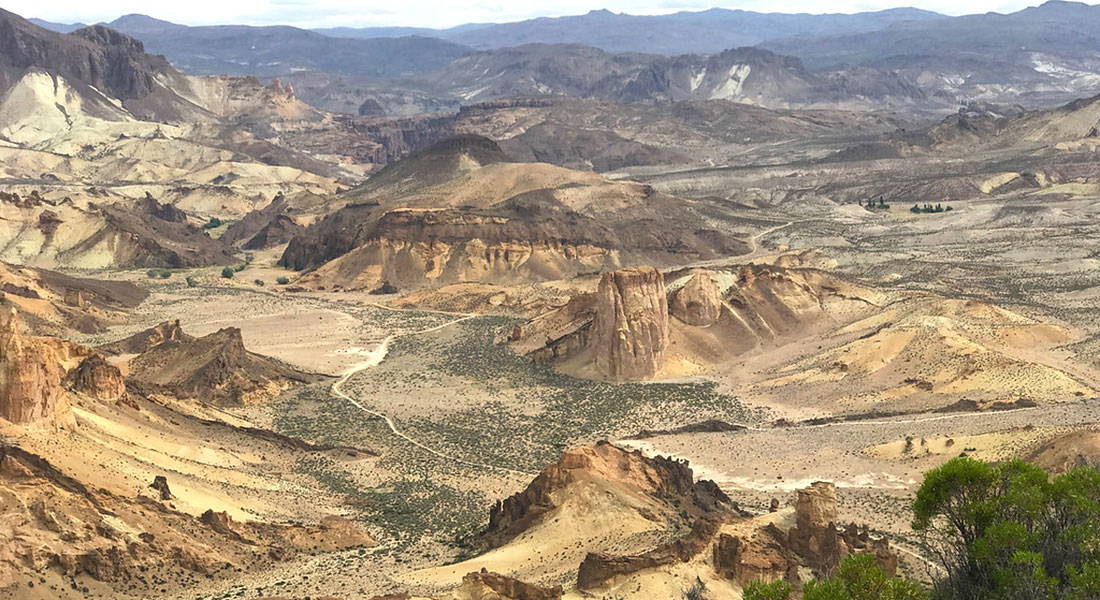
top-left (221, 267), bottom-right (234, 279)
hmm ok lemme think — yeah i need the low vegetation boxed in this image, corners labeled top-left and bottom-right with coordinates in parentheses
top-left (744, 554), bottom-right (924, 600)
top-left (910, 203), bottom-right (953, 214)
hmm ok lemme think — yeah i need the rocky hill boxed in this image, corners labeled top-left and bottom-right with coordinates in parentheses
top-left (124, 324), bottom-right (319, 405)
top-left (279, 136), bottom-right (748, 291)
top-left (406, 442), bottom-right (897, 597)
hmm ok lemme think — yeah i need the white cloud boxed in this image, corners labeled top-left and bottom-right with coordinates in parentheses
top-left (11, 0), bottom-right (1087, 29)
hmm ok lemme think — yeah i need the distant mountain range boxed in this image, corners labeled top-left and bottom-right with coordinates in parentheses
top-left (27, 2), bottom-right (1100, 112)
top-left (35, 14), bottom-right (470, 78)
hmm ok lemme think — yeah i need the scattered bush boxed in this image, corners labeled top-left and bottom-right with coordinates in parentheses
top-left (146, 269), bottom-right (172, 279)
top-left (221, 267), bottom-right (234, 279)
top-left (254, 279), bottom-right (264, 286)
top-left (910, 203), bottom-right (953, 214)
top-left (202, 217), bottom-right (223, 230)
top-left (234, 264), bottom-right (246, 272)
top-left (185, 276), bottom-right (197, 288)
top-left (276, 276), bottom-right (290, 285)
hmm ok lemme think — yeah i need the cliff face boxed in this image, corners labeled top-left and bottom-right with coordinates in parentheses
top-left (594, 267), bottom-right (669, 380)
top-left (0, 11), bottom-right (199, 121)
top-left (0, 308), bottom-right (85, 428)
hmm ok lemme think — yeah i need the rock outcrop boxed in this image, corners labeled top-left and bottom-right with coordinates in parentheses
top-left (578, 518), bottom-right (723, 588)
top-left (712, 525), bottom-right (795, 587)
top-left (485, 441), bottom-right (731, 548)
top-left (63, 354), bottom-right (126, 401)
top-left (669, 270), bottom-right (722, 327)
top-left (0, 308), bottom-right (83, 427)
top-left (456, 570), bottom-right (563, 600)
top-left (99, 320), bottom-right (190, 355)
top-left (126, 325), bottom-right (316, 405)
top-left (593, 267), bottom-right (669, 380)
top-left (710, 481), bottom-right (898, 587)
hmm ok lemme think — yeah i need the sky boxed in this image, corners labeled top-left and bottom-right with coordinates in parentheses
top-left (12, 0), bottom-right (1087, 29)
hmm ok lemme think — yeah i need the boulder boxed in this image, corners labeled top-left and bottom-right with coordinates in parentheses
top-left (670, 270), bottom-right (722, 326)
top-left (593, 266), bottom-right (669, 380)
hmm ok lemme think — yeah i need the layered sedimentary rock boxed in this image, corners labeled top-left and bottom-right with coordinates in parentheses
top-left (669, 270), bottom-right (722, 327)
top-left (593, 267), bottom-right (669, 380)
top-left (0, 445), bottom-right (376, 588)
top-left (63, 354), bottom-right (126, 402)
top-left (0, 308), bottom-right (86, 427)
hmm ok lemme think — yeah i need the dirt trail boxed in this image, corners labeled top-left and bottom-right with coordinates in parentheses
top-left (331, 311), bottom-right (534, 477)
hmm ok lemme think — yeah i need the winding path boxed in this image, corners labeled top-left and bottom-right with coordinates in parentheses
top-left (330, 311), bottom-right (534, 477)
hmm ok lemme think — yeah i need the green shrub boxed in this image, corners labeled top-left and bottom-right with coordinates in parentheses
top-left (202, 217), bottom-right (223, 230)
top-left (254, 279), bottom-right (264, 286)
top-left (221, 267), bottom-right (234, 279)
top-left (276, 276), bottom-right (290, 285)
top-left (234, 264), bottom-right (246, 272)
top-left (913, 457), bottom-right (1100, 600)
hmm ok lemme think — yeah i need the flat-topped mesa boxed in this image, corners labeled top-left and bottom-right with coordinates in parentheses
top-left (669, 270), bottom-right (722, 327)
top-left (0, 308), bottom-right (74, 428)
top-left (594, 266), bottom-right (669, 380)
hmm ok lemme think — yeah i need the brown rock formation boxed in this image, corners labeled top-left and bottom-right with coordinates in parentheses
top-left (713, 526), bottom-right (796, 587)
top-left (126, 326), bottom-right (316, 405)
top-left (457, 569), bottom-right (563, 600)
top-left (593, 266), bottom-right (669, 380)
top-left (578, 518), bottom-right (722, 588)
top-left (669, 270), bottom-right (722, 327)
top-left (0, 308), bottom-right (81, 427)
top-left (485, 442), bottom-right (731, 548)
top-left (63, 354), bottom-right (126, 401)
top-left (150, 475), bottom-right (173, 500)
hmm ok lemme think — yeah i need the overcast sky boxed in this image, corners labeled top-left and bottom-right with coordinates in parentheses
top-left (13, 0), bottom-right (1086, 29)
